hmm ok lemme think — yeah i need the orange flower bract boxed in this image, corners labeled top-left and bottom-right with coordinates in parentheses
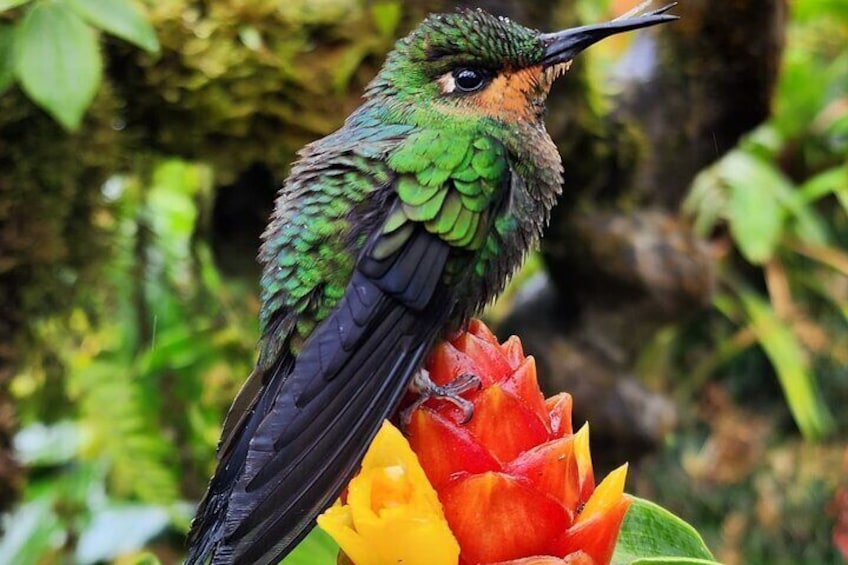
top-left (407, 319), bottom-right (631, 565)
top-left (318, 319), bottom-right (631, 565)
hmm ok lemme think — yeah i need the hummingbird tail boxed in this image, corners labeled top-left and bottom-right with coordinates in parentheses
top-left (187, 227), bottom-right (454, 565)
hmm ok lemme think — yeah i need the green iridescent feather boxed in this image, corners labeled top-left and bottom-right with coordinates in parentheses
top-left (385, 131), bottom-right (506, 251)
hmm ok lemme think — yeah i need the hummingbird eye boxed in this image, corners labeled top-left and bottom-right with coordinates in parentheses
top-left (452, 68), bottom-right (489, 93)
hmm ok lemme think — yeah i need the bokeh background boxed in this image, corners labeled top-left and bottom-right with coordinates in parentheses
top-left (0, 0), bottom-right (846, 563)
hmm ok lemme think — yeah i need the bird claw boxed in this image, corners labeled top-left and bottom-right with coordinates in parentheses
top-left (401, 369), bottom-right (482, 431)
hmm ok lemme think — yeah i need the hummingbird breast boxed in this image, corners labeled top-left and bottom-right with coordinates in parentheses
top-left (452, 120), bottom-right (564, 325)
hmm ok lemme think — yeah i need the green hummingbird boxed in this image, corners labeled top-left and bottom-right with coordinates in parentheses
top-left (187, 6), bottom-right (676, 564)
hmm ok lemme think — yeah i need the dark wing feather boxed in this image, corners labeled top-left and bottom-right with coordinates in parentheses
top-left (187, 223), bottom-right (454, 565)
top-left (186, 354), bottom-right (295, 564)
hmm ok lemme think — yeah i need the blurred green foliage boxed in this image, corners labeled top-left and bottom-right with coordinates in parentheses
top-left (637, 3), bottom-right (848, 561)
top-left (678, 0), bottom-right (848, 441)
top-left (5, 158), bottom-right (257, 563)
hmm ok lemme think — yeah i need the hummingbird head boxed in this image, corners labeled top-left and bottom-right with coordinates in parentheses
top-left (366, 6), bottom-right (677, 127)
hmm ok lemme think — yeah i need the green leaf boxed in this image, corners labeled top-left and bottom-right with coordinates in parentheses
top-left (721, 151), bottom-right (787, 264)
top-left (798, 165), bottom-right (848, 202)
top-left (736, 287), bottom-right (834, 439)
top-left (66, 0), bottom-right (159, 54)
top-left (684, 168), bottom-right (728, 237)
top-left (0, 0), bottom-right (31, 12)
top-left (799, 166), bottom-right (848, 214)
top-left (281, 527), bottom-right (338, 565)
top-left (769, 173), bottom-right (830, 246)
top-left (739, 124), bottom-right (784, 161)
top-left (612, 496), bottom-right (715, 565)
top-left (0, 24), bottom-right (16, 94)
top-left (15, 1), bottom-right (102, 130)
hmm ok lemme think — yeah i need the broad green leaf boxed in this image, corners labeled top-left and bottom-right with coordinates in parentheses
top-left (0, 0), bottom-right (31, 12)
top-left (66, 0), bottom-right (159, 54)
top-left (721, 151), bottom-right (787, 264)
top-left (736, 287), bottom-right (834, 439)
top-left (15, 2), bottom-right (102, 130)
top-left (0, 24), bottom-right (15, 94)
top-left (282, 527), bottom-right (338, 565)
top-left (612, 496), bottom-right (715, 565)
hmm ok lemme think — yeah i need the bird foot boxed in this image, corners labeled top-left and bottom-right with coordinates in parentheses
top-left (401, 369), bottom-right (482, 430)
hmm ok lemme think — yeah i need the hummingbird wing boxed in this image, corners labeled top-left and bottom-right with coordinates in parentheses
top-left (226, 229), bottom-right (453, 565)
top-left (187, 198), bottom-right (459, 564)
top-left (187, 126), bottom-right (511, 565)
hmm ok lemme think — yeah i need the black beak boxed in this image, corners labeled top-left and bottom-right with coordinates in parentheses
top-left (541, 3), bottom-right (678, 67)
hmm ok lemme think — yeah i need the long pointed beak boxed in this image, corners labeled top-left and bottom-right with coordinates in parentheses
top-left (540, 3), bottom-right (678, 67)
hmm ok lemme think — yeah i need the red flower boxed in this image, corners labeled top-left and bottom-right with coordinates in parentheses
top-left (406, 319), bottom-right (630, 565)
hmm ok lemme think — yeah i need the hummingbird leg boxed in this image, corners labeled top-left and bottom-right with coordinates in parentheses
top-left (401, 369), bottom-right (482, 430)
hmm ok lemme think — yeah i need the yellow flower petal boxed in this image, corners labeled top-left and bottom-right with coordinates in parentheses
top-left (318, 503), bottom-right (371, 563)
top-left (317, 421), bottom-right (460, 565)
top-left (573, 423), bottom-right (593, 487)
top-left (576, 463), bottom-right (628, 525)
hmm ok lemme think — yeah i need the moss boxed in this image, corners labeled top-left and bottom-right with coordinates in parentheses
top-left (104, 0), bottom-right (422, 183)
top-left (0, 83), bottom-right (126, 313)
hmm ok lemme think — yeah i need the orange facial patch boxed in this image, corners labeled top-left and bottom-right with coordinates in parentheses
top-left (478, 66), bottom-right (545, 121)
top-left (438, 64), bottom-right (570, 123)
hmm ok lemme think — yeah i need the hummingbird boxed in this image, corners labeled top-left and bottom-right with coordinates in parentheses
top-left (187, 6), bottom-right (676, 564)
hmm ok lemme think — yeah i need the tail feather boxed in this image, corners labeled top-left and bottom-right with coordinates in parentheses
top-left (187, 227), bottom-right (454, 565)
